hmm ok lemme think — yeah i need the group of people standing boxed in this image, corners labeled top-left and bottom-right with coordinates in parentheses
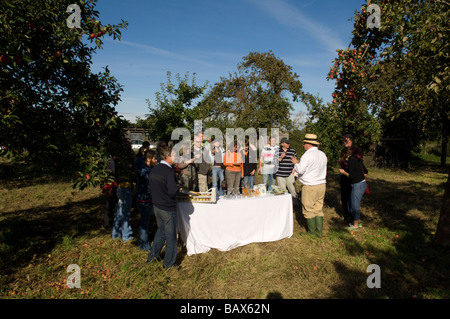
top-left (103, 139), bottom-right (158, 251)
top-left (290, 133), bottom-right (368, 237)
top-left (172, 133), bottom-right (299, 200)
top-left (281, 133), bottom-right (368, 237)
top-left (102, 132), bottom-right (368, 269)
top-left (103, 139), bottom-right (181, 268)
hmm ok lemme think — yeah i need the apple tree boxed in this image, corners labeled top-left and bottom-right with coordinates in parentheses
top-left (314, 0), bottom-right (449, 246)
top-left (350, 0), bottom-right (449, 166)
top-left (305, 45), bottom-right (383, 163)
top-left (348, 0), bottom-right (449, 246)
top-left (0, 0), bottom-right (128, 190)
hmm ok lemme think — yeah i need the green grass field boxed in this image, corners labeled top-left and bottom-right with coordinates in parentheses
top-left (1, 155), bottom-right (449, 299)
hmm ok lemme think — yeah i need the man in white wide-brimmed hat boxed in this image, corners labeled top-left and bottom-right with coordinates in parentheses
top-left (291, 134), bottom-right (327, 237)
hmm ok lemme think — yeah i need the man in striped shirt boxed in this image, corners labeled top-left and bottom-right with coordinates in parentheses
top-left (276, 137), bottom-right (298, 201)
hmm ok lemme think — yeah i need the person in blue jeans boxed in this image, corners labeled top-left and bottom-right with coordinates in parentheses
top-left (258, 136), bottom-right (278, 192)
top-left (111, 138), bottom-right (135, 242)
top-left (147, 146), bottom-right (179, 269)
top-left (210, 139), bottom-right (225, 195)
top-left (243, 141), bottom-right (257, 189)
top-left (112, 186), bottom-right (133, 241)
top-left (136, 150), bottom-right (157, 250)
top-left (344, 147), bottom-right (368, 230)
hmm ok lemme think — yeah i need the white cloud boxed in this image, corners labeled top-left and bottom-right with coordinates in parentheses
top-left (246, 0), bottom-right (346, 54)
top-left (105, 38), bottom-right (222, 68)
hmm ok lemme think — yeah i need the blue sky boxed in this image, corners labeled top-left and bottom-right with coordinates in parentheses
top-left (91, 0), bottom-right (364, 123)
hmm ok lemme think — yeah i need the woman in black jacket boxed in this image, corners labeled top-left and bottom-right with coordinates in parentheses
top-left (242, 141), bottom-right (257, 190)
top-left (340, 147), bottom-right (368, 230)
top-left (338, 148), bottom-right (353, 225)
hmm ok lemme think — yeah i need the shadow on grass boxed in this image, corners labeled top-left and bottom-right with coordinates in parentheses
top-left (0, 157), bottom-right (73, 190)
top-left (0, 195), bottom-right (105, 277)
top-left (323, 166), bottom-right (450, 298)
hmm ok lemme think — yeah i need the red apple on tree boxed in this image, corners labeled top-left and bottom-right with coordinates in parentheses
top-left (0, 54), bottom-right (11, 65)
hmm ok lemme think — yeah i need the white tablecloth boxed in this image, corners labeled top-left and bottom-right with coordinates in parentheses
top-left (177, 194), bottom-right (293, 255)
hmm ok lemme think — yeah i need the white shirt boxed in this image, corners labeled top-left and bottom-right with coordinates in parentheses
top-left (260, 144), bottom-right (279, 174)
top-left (160, 160), bottom-right (172, 168)
top-left (294, 147), bottom-right (327, 186)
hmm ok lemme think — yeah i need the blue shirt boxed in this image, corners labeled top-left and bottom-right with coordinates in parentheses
top-left (136, 165), bottom-right (152, 202)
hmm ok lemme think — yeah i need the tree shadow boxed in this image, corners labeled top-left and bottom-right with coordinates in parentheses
top-left (0, 158), bottom-right (74, 190)
top-left (266, 291), bottom-right (283, 299)
top-left (0, 195), bottom-right (106, 277)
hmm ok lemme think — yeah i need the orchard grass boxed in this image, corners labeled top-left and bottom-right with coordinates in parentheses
top-left (1, 156), bottom-right (449, 299)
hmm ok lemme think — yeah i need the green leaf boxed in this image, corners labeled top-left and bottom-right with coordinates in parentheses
top-left (4, 0), bottom-right (14, 8)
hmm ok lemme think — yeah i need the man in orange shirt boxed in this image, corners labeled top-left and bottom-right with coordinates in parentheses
top-left (223, 140), bottom-right (243, 195)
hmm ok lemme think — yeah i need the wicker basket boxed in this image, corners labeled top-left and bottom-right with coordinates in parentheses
top-left (177, 188), bottom-right (217, 204)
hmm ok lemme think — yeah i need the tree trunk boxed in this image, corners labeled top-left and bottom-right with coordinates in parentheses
top-left (442, 139), bottom-right (448, 168)
top-left (434, 170), bottom-right (450, 247)
top-left (441, 115), bottom-right (448, 167)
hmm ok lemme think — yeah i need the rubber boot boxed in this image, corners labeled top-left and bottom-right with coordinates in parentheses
top-left (315, 216), bottom-right (323, 238)
top-left (301, 218), bottom-right (316, 236)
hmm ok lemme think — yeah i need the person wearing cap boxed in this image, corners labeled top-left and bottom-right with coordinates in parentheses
top-left (291, 134), bottom-right (327, 237)
top-left (276, 137), bottom-right (298, 201)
